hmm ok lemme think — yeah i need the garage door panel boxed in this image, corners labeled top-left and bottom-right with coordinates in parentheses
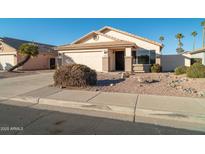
top-left (0, 55), bottom-right (15, 70)
top-left (64, 51), bottom-right (103, 71)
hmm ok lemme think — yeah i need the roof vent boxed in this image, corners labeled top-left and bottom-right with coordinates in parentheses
top-left (93, 34), bottom-right (99, 41)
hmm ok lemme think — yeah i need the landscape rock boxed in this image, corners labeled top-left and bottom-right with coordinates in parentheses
top-left (137, 77), bottom-right (160, 84)
top-left (197, 91), bottom-right (205, 97)
top-left (121, 72), bottom-right (130, 79)
top-left (182, 88), bottom-right (197, 94)
top-left (110, 83), bottom-right (114, 86)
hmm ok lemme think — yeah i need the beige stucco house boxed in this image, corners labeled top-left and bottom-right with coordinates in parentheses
top-left (57, 26), bottom-right (163, 72)
top-left (0, 37), bottom-right (57, 70)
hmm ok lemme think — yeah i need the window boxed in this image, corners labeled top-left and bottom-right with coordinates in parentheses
top-left (132, 49), bottom-right (156, 64)
top-left (150, 50), bottom-right (156, 64)
top-left (137, 49), bottom-right (150, 64)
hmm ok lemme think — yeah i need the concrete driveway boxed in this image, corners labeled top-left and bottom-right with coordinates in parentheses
top-left (0, 72), bottom-right (53, 98)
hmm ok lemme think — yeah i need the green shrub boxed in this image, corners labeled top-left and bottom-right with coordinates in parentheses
top-left (186, 63), bottom-right (205, 78)
top-left (174, 66), bottom-right (188, 75)
top-left (53, 64), bottom-right (97, 87)
top-left (151, 64), bottom-right (161, 73)
top-left (191, 58), bottom-right (202, 65)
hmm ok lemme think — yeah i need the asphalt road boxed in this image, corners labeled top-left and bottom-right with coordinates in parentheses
top-left (0, 99), bottom-right (204, 135)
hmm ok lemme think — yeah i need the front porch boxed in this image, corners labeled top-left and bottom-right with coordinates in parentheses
top-left (102, 47), bottom-right (161, 73)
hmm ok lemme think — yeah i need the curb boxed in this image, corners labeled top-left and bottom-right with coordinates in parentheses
top-left (8, 95), bottom-right (205, 132)
top-left (10, 96), bottom-right (135, 116)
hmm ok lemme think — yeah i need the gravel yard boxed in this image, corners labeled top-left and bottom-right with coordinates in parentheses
top-left (86, 72), bottom-right (205, 97)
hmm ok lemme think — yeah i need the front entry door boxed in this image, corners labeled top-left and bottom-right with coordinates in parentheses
top-left (49, 58), bottom-right (56, 69)
top-left (115, 51), bottom-right (125, 71)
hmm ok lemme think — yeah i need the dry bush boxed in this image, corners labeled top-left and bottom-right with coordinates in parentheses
top-left (54, 64), bottom-right (97, 87)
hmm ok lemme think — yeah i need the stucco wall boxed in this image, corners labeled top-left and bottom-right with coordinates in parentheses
top-left (161, 54), bottom-right (190, 72)
top-left (0, 41), bottom-right (17, 53)
top-left (191, 52), bottom-right (205, 65)
top-left (102, 30), bottom-right (161, 54)
top-left (62, 49), bottom-right (105, 72)
top-left (108, 50), bottom-right (115, 71)
top-left (17, 53), bottom-right (55, 70)
top-left (77, 35), bottom-right (114, 44)
top-left (0, 53), bottom-right (16, 70)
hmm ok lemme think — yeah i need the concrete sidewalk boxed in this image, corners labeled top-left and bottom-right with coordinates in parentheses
top-left (7, 86), bottom-right (205, 132)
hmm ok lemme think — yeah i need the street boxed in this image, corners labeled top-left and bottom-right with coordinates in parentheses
top-left (0, 99), bottom-right (204, 134)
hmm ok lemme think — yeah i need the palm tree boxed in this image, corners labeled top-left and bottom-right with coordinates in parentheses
top-left (191, 31), bottom-right (198, 51)
top-left (159, 36), bottom-right (164, 43)
top-left (175, 33), bottom-right (184, 53)
top-left (159, 36), bottom-right (165, 47)
top-left (201, 20), bottom-right (205, 47)
top-left (8, 43), bottom-right (39, 72)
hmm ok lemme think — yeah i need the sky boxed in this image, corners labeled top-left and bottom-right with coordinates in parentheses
top-left (0, 18), bottom-right (204, 54)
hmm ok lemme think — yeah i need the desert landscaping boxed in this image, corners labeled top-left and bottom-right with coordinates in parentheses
top-left (84, 72), bottom-right (205, 97)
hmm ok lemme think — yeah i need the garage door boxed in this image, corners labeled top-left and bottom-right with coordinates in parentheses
top-left (0, 54), bottom-right (15, 70)
top-left (64, 51), bottom-right (104, 71)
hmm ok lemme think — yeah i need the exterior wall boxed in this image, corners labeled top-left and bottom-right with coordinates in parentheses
top-left (133, 64), bottom-right (151, 73)
top-left (61, 49), bottom-right (105, 72)
top-left (102, 56), bottom-right (109, 72)
top-left (0, 53), bottom-right (16, 70)
top-left (77, 35), bottom-right (114, 44)
top-left (17, 53), bottom-right (56, 70)
top-left (0, 41), bottom-right (17, 53)
top-left (125, 47), bottom-right (132, 72)
top-left (161, 54), bottom-right (190, 72)
top-left (125, 57), bottom-right (132, 72)
top-left (108, 50), bottom-right (115, 71)
top-left (191, 52), bottom-right (205, 65)
top-left (102, 30), bottom-right (161, 54)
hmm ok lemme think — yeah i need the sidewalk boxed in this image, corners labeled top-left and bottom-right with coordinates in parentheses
top-left (6, 86), bottom-right (205, 132)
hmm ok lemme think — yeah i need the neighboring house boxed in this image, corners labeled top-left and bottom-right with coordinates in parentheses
top-left (0, 37), bottom-right (57, 70)
top-left (56, 26), bottom-right (163, 72)
top-left (161, 48), bottom-right (205, 72)
top-left (187, 48), bottom-right (205, 65)
top-left (161, 53), bottom-right (191, 72)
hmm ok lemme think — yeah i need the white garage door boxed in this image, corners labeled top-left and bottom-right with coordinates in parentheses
top-left (0, 54), bottom-right (15, 70)
top-left (64, 51), bottom-right (104, 72)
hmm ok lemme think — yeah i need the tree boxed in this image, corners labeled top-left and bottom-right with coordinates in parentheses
top-left (8, 43), bottom-right (39, 72)
top-left (175, 33), bottom-right (184, 54)
top-left (159, 36), bottom-right (165, 48)
top-left (201, 20), bottom-right (205, 47)
top-left (191, 31), bottom-right (198, 51)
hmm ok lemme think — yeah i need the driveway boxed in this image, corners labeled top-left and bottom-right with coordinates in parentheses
top-left (0, 72), bottom-right (53, 98)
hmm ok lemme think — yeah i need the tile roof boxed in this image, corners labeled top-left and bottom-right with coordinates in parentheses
top-left (57, 41), bottom-right (137, 50)
top-left (98, 26), bottom-right (163, 47)
top-left (0, 37), bottom-right (55, 51)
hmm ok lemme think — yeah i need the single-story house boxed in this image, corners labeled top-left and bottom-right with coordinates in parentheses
top-left (161, 48), bottom-right (205, 72)
top-left (56, 26), bottom-right (163, 72)
top-left (187, 48), bottom-right (205, 65)
top-left (0, 37), bottom-right (57, 70)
